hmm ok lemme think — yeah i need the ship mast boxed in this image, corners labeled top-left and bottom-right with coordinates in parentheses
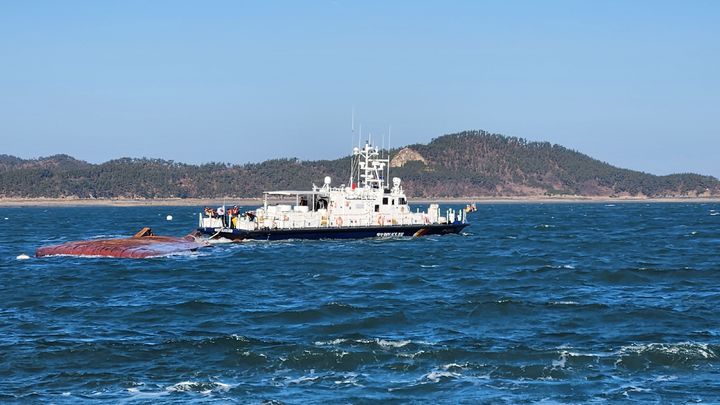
top-left (347, 113), bottom-right (392, 190)
top-left (349, 108), bottom-right (355, 189)
top-left (356, 124), bottom-right (362, 187)
top-left (387, 124), bottom-right (391, 187)
top-left (357, 140), bottom-right (389, 189)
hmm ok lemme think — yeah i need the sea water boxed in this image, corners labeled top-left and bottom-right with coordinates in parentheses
top-left (1, 203), bottom-right (719, 403)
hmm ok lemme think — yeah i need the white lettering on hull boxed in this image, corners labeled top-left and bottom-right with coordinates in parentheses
top-left (376, 232), bottom-right (404, 237)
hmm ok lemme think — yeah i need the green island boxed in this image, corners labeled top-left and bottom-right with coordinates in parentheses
top-left (2, 130), bottom-right (718, 200)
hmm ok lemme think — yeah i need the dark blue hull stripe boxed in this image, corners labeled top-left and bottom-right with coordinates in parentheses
top-left (197, 223), bottom-right (469, 241)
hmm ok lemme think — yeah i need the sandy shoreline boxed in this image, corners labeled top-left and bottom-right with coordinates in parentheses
top-left (0, 196), bottom-right (719, 207)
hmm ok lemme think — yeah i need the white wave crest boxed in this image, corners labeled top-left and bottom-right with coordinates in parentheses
top-left (441, 363), bottom-right (467, 371)
top-left (166, 381), bottom-right (231, 394)
top-left (399, 350), bottom-right (426, 359)
top-left (422, 370), bottom-right (460, 383)
top-left (314, 338), bottom-right (348, 346)
top-left (375, 338), bottom-right (412, 348)
top-left (287, 375), bottom-right (320, 385)
top-left (314, 337), bottom-right (430, 349)
top-left (333, 372), bottom-right (362, 386)
top-left (619, 342), bottom-right (717, 359)
top-left (420, 370), bottom-right (462, 383)
top-left (549, 300), bottom-right (579, 306)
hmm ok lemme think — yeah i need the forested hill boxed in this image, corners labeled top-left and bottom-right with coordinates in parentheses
top-left (1, 130), bottom-right (718, 198)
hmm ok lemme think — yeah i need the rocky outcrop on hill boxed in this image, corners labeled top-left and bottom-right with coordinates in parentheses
top-left (390, 148), bottom-right (427, 168)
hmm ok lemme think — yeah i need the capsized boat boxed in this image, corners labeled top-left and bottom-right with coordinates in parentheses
top-left (197, 140), bottom-right (472, 241)
top-left (36, 228), bottom-right (209, 258)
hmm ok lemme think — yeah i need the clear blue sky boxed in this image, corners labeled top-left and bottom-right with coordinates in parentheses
top-left (1, 1), bottom-right (718, 177)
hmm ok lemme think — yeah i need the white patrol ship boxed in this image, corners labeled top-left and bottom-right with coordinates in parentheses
top-left (197, 141), bottom-right (471, 241)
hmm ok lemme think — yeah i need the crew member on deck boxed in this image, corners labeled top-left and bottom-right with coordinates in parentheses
top-left (229, 205), bottom-right (240, 227)
top-left (217, 206), bottom-right (226, 226)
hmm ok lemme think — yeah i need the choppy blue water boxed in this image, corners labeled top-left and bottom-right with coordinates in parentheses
top-left (1, 203), bottom-right (720, 403)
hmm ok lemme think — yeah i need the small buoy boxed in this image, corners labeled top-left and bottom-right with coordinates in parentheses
top-left (3, 217), bottom-right (8, 220)
top-left (16, 254), bottom-right (30, 260)
top-left (166, 215), bottom-right (173, 221)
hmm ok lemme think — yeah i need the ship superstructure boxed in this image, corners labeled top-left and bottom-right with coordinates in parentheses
top-left (198, 141), bottom-right (470, 241)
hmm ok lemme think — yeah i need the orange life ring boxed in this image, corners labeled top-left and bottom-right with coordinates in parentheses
top-left (336, 217), bottom-right (343, 227)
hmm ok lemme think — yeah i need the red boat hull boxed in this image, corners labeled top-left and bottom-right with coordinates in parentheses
top-left (36, 228), bottom-right (208, 258)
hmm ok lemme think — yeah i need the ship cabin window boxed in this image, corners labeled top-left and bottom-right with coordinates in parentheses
top-left (315, 198), bottom-right (328, 210)
top-left (382, 197), bottom-right (388, 205)
top-left (399, 197), bottom-right (406, 205)
top-left (374, 204), bottom-right (380, 212)
top-left (392, 199), bottom-right (395, 205)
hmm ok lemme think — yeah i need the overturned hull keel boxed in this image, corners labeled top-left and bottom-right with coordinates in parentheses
top-left (36, 228), bottom-right (209, 258)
